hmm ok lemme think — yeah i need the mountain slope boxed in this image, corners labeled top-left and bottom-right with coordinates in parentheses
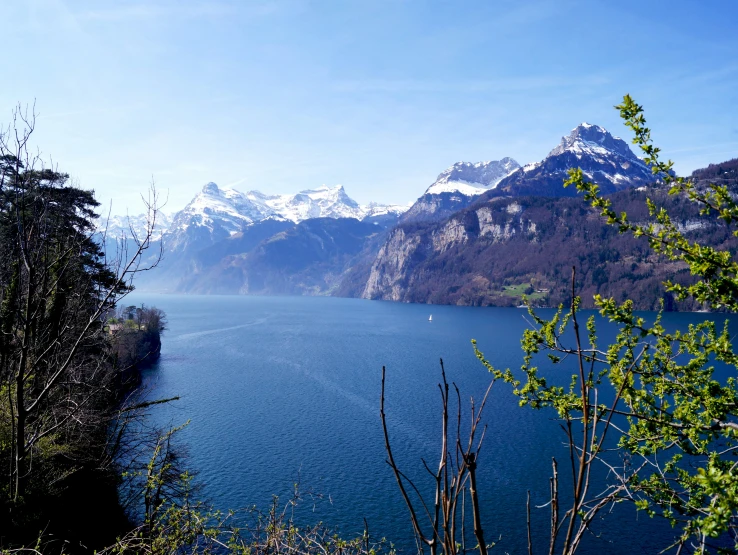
top-left (691, 157), bottom-right (738, 190)
top-left (165, 182), bottom-right (280, 253)
top-left (356, 147), bottom-right (738, 311)
top-left (129, 182), bottom-right (408, 292)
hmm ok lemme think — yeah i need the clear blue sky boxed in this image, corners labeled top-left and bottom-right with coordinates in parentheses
top-left (2, 0), bottom-right (737, 213)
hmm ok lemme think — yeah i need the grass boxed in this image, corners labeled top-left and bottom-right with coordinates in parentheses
top-left (500, 283), bottom-right (547, 301)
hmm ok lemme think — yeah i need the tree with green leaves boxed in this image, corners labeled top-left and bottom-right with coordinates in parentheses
top-left (474, 95), bottom-right (738, 554)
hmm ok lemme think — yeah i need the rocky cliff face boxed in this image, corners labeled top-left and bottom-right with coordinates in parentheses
top-left (362, 198), bottom-right (538, 303)
top-left (362, 227), bottom-right (423, 301)
top-left (400, 191), bottom-right (474, 224)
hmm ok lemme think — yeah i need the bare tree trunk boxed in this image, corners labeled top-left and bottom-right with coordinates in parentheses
top-left (381, 362), bottom-right (493, 555)
top-left (466, 453), bottom-right (486, 555)
top-left (527, 490), bottom-right (533, 555)
top-left (14, 264), bottom-right (33, 500)
top-left (548, 458), bottom-right (558, 555)
top-left (561, 267), bottom-right (590, 555)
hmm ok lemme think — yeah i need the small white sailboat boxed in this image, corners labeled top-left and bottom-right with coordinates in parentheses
top-left (429, 314), bottom-right (433, 322)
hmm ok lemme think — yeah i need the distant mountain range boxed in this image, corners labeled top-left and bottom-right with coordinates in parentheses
top-left (104, 123), bottom-right (736, 309)
top-left (101, 183), bottom-right (408, 241)
top-left (164, 183), bottom-right (409, 254)
top-left (119, 183), bottom-right (408, 294)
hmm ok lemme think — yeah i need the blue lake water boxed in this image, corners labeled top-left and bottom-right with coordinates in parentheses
top-left (128, 294), bottom-right (738, 554)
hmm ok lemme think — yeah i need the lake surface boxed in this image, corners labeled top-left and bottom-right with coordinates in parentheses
top-left (128, 294), bottom-right (737, 554)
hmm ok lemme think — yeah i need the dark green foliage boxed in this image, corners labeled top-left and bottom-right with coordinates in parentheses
top-left (0, 158), bottom-right (125, 547)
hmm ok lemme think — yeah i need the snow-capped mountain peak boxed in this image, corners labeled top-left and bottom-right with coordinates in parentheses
top-left (163, 182), bottom-right (277, 251)
top-left (494, 122), bottom-right (653, 197)
top-left (399, 157), bottom-right (520, 224)
top-left (548, 123), bottom-right (638, 162)
top-left (201, 181), bottom-right (219, 195)
top-left (245, 184), bottom-right (364, 222)
top-left (425, 157), bottom-right (521, 196)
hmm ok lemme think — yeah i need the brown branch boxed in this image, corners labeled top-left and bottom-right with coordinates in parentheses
top-left (527, 490), bottom-right (533, 555)
top-left (549, 458), bottom-right (559, 555)
top-left (380, 366), bottom-right (431, 548)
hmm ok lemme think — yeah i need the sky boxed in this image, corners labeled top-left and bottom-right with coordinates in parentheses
top-left (1, 0), bottom-right (737, 214)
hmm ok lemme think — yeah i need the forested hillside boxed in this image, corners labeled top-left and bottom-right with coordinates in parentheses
top-left (692, 157), bottom-right (738, 188)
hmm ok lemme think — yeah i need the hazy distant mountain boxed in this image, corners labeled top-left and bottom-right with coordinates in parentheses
top-left (97, 211), bottom-right (172, 240)
top-left (160, 182), bottom-right (407, 254)
top-left (128, 182), bottom-right (408, 293)
top-left (177, 217), bottom-right (391, 295)
top-left (401, 158), bottom-right (520, 223)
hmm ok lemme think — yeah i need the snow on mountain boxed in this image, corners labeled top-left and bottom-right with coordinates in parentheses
top-left (425, 158), bottom-right (521, 195)
top-left (400, 157), bottom-right (520, 223)
top-left (250, 185), bottom-right (363, 222)
top-left (494, 123), bottom-right (653, 197)
top-left (165, 182), bottom-right (277, 247)
top-left (97, 211), bottom-right (173, 240)
top-left (362, 201), bottom-right (412, 218)
top-left (547, 123), bottom-right (647, 172)
top-left (159, 182), bottom-right (408, 252)
top-left (194, 183), bottom-right (408, 225)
